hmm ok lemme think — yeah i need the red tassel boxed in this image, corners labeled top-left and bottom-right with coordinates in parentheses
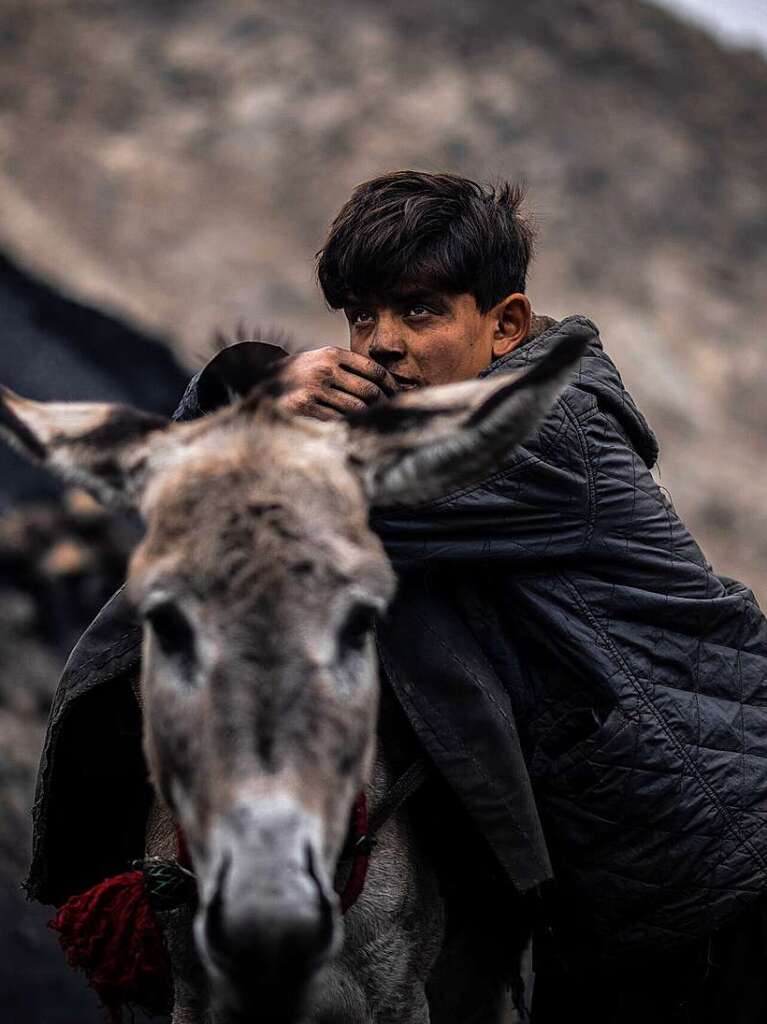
top-left (49, 869), bottom-right (173, 1022)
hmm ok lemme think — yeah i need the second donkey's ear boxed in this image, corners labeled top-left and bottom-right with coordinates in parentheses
top-left (347, 326), bottom-right (588, 508)
top-left (0, 387), bottom-right (170, 508)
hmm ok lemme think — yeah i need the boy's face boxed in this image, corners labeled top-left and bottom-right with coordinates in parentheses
top-left (344, 288), bottom-right (531, 389)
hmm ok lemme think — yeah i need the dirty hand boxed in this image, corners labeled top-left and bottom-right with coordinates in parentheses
top-left (276, 347), bottom-right (397, 421)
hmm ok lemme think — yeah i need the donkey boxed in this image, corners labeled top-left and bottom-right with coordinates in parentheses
top-left (0, 333), bottom-right (582, 1023)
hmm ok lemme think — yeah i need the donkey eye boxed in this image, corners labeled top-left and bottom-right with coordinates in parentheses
top-left (145, 601), bottom-right (195, 663)
top-left (339, 603), bottom-right (378, 654)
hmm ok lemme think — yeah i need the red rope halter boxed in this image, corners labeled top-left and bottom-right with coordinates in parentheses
top-left (339, 791), bottom-right (371, 913)
top-left (49, 759), bottom-right (436, 1024)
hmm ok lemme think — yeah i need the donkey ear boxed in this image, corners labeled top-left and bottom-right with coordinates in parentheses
top-left (0, 386), bottom-right (170, 508)
top-left (348, 329), bottom-right (587, 508)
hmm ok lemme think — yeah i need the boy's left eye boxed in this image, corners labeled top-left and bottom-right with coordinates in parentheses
top-left (408, 305), bottom-right (431, 317)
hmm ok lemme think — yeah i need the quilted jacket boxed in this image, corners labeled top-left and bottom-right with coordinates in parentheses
top-left (25, 316), bottom-right (767, 959)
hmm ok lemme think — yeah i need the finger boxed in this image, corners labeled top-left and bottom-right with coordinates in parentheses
top-left (329, 368), bottom-right (387, 406)
top-left (336, 351), bottom-right (397, 395)
top-left (303, 403), bottom-right (342, 422)
top-left (277, 389), bottom-right (341, 421)
top-left (315, 390), bottom-right (370, 416)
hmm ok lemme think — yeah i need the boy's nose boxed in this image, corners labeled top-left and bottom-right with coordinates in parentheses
top-left (368, 315), bottom-right (407, 367)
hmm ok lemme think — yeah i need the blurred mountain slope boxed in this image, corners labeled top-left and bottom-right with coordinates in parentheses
top-left (0, 0), bottom-right (764, 352)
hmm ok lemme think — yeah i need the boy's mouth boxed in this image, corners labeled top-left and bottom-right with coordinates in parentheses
top-left (391, 373), bottom-right (420, 391)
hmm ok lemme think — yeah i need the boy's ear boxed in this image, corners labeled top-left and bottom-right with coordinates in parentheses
top-left (0, 386), bottom-right (170, 508)
top-left (347, 327), bottom-right (586, 508)
top-left (491, 293), bottom-right (531, 359)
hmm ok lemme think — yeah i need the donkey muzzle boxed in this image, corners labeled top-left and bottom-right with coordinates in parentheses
top-left (197, 796), bottom-right (338, 1009)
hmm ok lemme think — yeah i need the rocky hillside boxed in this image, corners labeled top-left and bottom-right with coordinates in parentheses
top-left (1, 0), bottom-right (765, 599)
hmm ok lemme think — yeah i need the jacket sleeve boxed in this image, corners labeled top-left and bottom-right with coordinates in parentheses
top-left (371, 395), bottom-right (593, 569)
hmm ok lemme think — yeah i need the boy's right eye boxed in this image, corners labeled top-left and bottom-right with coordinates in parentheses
top-left (349, 309), bottom-right (375, 326)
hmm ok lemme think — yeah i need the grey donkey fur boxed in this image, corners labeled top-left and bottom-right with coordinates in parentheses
top-left (0, 330), bottom-right (583, 1023)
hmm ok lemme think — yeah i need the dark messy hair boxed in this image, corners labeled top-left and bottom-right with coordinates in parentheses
top-left (316, 170), bottom-right (535, 313)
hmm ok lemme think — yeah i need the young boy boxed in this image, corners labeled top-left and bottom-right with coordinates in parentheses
top-left (28, 171), bottom-right (767, 1022)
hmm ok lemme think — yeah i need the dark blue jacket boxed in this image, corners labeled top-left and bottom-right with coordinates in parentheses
top-left (26, 317), bottom-right (767, 958)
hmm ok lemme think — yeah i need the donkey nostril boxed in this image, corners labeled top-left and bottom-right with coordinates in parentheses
top-left (304, 843), bottom-right (335, 949)
top-left (204, 853), bottom-right (232, 964)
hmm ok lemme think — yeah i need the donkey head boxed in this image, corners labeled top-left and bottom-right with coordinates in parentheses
top-left (0, 331), bottom-right (582, 1018)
